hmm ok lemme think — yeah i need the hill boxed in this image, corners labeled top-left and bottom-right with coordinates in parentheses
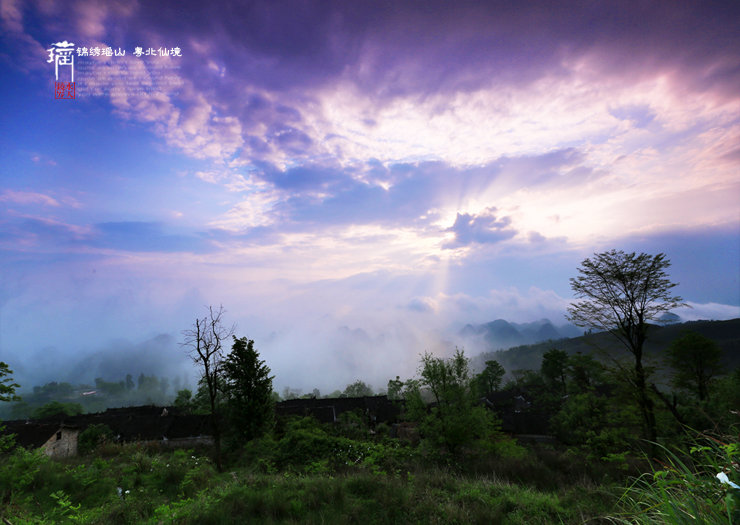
top-left (459, 318), bottom-right (581, 350)
top-left (470, 318), bottom-right (740, 377)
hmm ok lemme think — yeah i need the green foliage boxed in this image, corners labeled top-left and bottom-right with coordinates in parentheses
top-left (173, 388), bottom-right (193, 411)
top-left (408, 349), bottom-right (500, 456)
top-left (550, 391), bottom-right (636, 458)
top-left (474, 359), bottom-right (506, 396)
top-left (0, 361), bottom-right (20, 403)
top-left (77, 424), bottom-right (114, 456)
top-left (0, 445), bottom-right (49, 503)
top-left (222, 336), bottom-right (275, 444)
top-left (0, 420), bottom-right (625, 524)
top-left (0, 374), bottom-right (181, 420)
top-left (614, 434), bottom-right (739, 523)
top-left (540, 349), bottom-right (568, 394)
top-left (343, 379), bottom-right (374, 397)
top-left (666, 331), bottom-right (723, 401)
top-left (32, 401), bottom-right (84, 419)
top-left (710, 368), bottom-right (740, 427)
top-left (387, 376), bottom-right (404, 400)
top-left (566, 352), bottom-right (605, 393)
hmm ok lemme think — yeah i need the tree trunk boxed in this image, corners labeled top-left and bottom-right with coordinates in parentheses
top-left (634, 357), bottom-right (657, 452)
top-left (650, 384), bottom-right (685, 426)
top-left (211, 413), bottom-right (222, 472)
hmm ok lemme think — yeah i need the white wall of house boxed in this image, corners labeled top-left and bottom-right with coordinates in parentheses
top-left (41, 428), bottom-right (79, 458)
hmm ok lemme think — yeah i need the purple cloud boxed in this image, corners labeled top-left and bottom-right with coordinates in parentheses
top-left (444, 207), bottom-right (517, 249)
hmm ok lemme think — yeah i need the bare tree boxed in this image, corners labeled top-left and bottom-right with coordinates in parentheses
top-left (181, 305), bottom-right (234, 471)
top-left (567, 250), bottom-right (686, 446)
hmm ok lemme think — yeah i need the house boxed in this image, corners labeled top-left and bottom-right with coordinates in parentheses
top-left (2, 396), bottom-right (403, 459)
top-left (1, 421), bottom-right (80, 458)
top-left (276, 395), bottom-right (402, 426)
top-left (1, 406), bottom-right (212, 458)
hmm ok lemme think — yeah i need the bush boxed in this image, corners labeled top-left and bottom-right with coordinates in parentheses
top-left (78, 424), bottom-right (115, 455)
top-left (0, 446), bottom-right (48, 502)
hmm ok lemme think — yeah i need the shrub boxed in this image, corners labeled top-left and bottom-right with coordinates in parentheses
top-left (78, 424), bottom-right (115, 455)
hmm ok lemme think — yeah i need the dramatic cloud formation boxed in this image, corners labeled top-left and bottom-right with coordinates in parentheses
top-left (1, 0), bottom-right (738, 391)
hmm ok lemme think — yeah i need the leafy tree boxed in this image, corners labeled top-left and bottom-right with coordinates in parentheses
top-left (550, 391), bottom-right (637, 458)
top-left (474, 360), bottom-right (505, 396)
top-left (567, 250), bottom-right (685, 444)
top-left (282, 387), bottom-right (302, 400)
top-left (222, 336), bottom-right (275, 443)
top-left (387, 376), bottom-right (404, 400)
top-left (94, 378), bottom-right (126, 396)
top-left (174, 389), bottom-right (194, 411)
top-left (125, 374), bottom-right (135, 391)
top-left (77, 424), bottom-right (114, 455)
top-left (566, 352), bottom-right (605, 394)
top-left (408, 349), bottom-right (498, 455)
top-left (0, 362), bottom-right (19, 453)
top-left (32, 401), bottom-right (83, 419)
top-left (0, 362), bottom-right (20, 403)
top-left (541, 349), bottom-right (568, 395)
top-left (181, 305), bottom-right (234, 471)
top-left (665, 331), bottom-right (722, 401)
top-left (343, 380), bottom-right (374, 397)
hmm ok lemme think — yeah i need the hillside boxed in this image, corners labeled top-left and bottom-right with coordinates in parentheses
top-left (471, 318), bottom-right (740, 377)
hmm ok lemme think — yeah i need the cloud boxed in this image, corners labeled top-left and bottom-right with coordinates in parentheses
top-left (2, 0), bottom-right (738, 395)
top-left (0, 190), bottom-right (60, 207)
top-left (681, 302), bottom-right (740, 322)
top-left (406, 297), bottom-right (437, 313)
top-left (609, 104), bottom-right (657, 129)
top-left (0, 215), bottom-right (94, 251)
top-left (443, 208), bottom-right (517, 249)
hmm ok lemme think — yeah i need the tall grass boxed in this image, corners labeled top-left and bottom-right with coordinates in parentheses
top-left (609, 433), bottom-right (739, 524)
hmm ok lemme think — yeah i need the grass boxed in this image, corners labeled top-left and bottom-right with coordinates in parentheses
top-left (0, 443), bottom-right (617, 524)
top-left (607, 433), bottom-right (739, 524)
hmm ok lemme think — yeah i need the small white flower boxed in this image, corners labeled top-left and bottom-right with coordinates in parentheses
top-left (717, 472), bottom-right (740, 489)
top-left (125, 489), bottom-right (130, 494)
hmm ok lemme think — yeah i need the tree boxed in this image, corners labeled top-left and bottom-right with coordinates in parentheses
top-left (0, 362), bottom-right (20, 403)
top-left (665, 331), bottom-right (722, 401)
top-left (566, 250), bottom-right (685, 444)
top-left (174, 389), bottom-right (194, 411)
top-left (566, 352), bottom-right (605, 394)
top-left (474, 360), bottom-right (505, 396)
top-left (387, 376), bottom-right (404, 400)
top-left (541, 349), bottom-right (568, 395)
top-left (408, 349), bottom-right (498, 455)
top-left (181, 305), bottom-right (234, 471)
top-left (32, 401), bottom-right (84, 419)
top-left (222, 336), bottom-right (274, 443)
top-left (343, 380), bottom-right (374, 398)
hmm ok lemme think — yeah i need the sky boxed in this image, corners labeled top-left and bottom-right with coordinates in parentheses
top-left (1, 0), bottom-right (739, 394)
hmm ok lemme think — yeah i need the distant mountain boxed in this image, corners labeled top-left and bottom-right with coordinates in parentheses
top-left (469, 318), bottom-right (740, 377)
top-left (459, 318), bottom-right (581, 350)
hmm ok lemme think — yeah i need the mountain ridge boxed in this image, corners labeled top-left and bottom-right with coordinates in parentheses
top-left (468, 317), bottom-right (740, 377)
